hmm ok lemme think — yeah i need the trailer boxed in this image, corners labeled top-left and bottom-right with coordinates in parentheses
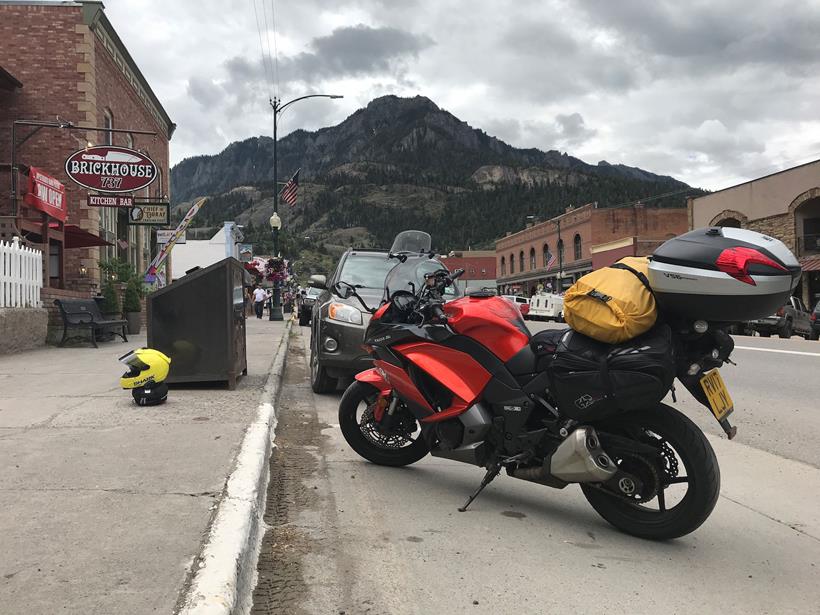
top-left (528, 292), bottom-right (564, 322)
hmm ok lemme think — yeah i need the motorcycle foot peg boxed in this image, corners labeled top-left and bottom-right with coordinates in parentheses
top-left (719, 417), bottom-right (737, 440)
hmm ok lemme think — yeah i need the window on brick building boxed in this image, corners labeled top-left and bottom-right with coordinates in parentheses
top-left (518, 251), bottom-right (524, 273)
top-left (500, 257), bottom-right (506, 276)
top-left (103, 110), bottom-right (113, 146)
top-left (529, 247), bottom-right (535, 270)
top-left (510, 253), bottom-right (515, 274)
top-left (543, 244), bottom-right (549, 267)
top-left (574, 234), bottom-right (582, 260)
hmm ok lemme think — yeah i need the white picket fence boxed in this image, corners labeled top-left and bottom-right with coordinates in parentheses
top-left (0, 237), bottom-right (43, 308)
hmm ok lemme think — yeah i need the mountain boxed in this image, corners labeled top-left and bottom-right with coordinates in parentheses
top-left (170, 95), bottom-right (699, 275)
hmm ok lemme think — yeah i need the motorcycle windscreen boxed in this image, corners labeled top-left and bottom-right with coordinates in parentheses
top-left (390, 230), bottom-right (432, 254)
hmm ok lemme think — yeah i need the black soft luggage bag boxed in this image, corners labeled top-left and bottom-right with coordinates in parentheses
top-left (548, 325), bottom-right (675, 421)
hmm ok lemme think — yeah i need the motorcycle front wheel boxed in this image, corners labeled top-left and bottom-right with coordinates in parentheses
top-left (583, 404), bottom-right (720, 540)
top-left (339, 381), bottom-right (429, 467)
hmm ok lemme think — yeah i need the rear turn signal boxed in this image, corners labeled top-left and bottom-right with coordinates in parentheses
top-left (715, 246), bottom-right (786, 285)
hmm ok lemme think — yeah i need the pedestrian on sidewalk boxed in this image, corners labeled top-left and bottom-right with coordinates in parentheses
top-left (253, 285), bottom-right (267, 319)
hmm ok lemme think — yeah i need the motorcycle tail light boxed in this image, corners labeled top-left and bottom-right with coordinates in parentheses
top-left (715, 246), bottom-right (786, 286)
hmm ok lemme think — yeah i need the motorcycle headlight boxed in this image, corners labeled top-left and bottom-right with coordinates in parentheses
top-left (328, 302), bottom-right (363, 325)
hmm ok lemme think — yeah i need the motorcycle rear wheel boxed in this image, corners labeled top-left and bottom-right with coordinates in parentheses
top-left (339, 381), bottom-right (429, 467)
top-left (582, 404), bottom-right (720, 541)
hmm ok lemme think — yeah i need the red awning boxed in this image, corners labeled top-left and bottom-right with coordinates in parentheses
top-left (800, 257), bottom-right (820, 272)
top-left (49, 223), bottom-right (113, 248)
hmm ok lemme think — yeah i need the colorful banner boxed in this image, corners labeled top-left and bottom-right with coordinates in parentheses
top-left (23, 167), bottom-right (66, 221)
top-left (144, 197), bottom-right (206, 283)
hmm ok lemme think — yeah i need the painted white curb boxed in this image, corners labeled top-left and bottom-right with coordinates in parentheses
top-left (177, 319), bottom-right (292, 615)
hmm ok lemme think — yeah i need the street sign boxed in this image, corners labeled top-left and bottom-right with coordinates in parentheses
top-left (128, 202), bottom-right (169, 226)
top-left (156, 229), bottom-right (185, 244)
top-left (65, 145), bottom-right (158, 193)
top-left (87, 194), bottom-right (134, 208)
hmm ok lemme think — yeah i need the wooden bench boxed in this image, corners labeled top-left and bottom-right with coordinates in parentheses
top-left (54, 298), bottom-right (128, 348)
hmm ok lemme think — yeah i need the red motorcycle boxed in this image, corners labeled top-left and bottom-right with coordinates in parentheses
top-left (335, 232), bottom-right (731, 540)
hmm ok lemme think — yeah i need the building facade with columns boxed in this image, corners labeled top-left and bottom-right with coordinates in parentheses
top-left (495, 202), bottom-right (688, 296)
top-left (0, 0), bottom-right (174, 295)
top-left (689, 159), bottom-right (820, 308)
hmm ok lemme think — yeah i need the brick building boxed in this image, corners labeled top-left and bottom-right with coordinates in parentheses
top-left (0, 0), bottom-right (174, 298)
top-left (495, 202), bottom-right (688, 295)
top-left (439, 250), bottom-right (496, 293)
top-left (689, 159), bottom-right (820, 308)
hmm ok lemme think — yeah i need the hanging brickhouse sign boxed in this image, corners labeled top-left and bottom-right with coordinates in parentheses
top-left (64, 145), bottom-right (158, 193)
top-left (24, 167), bottom-right (67, 221)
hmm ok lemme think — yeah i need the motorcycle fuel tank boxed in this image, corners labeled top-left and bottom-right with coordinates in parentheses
top-left (444, 295), bottom-right (530, 362)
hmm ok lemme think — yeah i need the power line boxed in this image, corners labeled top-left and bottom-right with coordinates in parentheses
top-left (260, 0), bottom-right (276, 98)
top-left (270, 0), bottom-right (281, 97)
top-left (250, 0), bottom-right (273, 100)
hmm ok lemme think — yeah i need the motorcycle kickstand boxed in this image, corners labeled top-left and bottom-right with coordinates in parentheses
top-left (458, 452), bottom-right (531, 513)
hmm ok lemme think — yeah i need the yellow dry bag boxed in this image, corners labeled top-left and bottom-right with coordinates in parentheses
top-left (563, 256), bottom-right (657, 344)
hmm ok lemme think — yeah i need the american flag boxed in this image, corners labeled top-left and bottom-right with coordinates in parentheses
top-left (546, 249), bottom-right (557, 269)
top-left (280, 169), bottom-right (299, 206)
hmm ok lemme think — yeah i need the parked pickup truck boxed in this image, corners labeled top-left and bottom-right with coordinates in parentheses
top-left (748, 296), bottom-right (814, 339)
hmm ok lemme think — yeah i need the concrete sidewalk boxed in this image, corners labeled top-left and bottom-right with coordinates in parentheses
top-left (0, 318), bottom-right (288, 615)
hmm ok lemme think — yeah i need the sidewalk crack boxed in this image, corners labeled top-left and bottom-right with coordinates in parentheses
top-left (0, 486), bottom-right (220, 498)
top-left (720, 493), bottom-right (820, 543)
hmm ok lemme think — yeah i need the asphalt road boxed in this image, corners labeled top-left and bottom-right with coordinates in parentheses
top-left (252, 325), bottom-right (820, 615)
top-left (528, 321), bottom-right (820, 469)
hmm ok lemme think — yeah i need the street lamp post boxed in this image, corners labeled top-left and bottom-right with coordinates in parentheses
top-left (268, 212), bottom-right (283, 321)
top-left (267, 94), bottom-right (342, 323)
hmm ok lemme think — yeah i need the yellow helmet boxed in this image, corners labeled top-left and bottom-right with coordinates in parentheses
top-left (119, 348), bottom-right (171, 389)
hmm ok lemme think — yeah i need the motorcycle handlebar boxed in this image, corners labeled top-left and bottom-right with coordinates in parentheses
top-left (431, 303), bottom-right (447, 322)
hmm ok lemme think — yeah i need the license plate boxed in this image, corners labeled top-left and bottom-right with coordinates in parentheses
top-left (700, 368), bottom-right (734, 421)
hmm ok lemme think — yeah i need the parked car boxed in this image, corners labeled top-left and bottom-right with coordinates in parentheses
top-left (309, 241), bottom-right (461, 393)
top-left (528, 292), bottom-right (564, 322)
top-left (748, 295), bottom-right (813, 339)
top-left (811, 301), bottom-right (820, 341)
top-left (502, 294), bottom-right (530, 319)
top-left (308, 248), bottom-right (397, 393)
top-left (297, 286), bottom-right (323, 326)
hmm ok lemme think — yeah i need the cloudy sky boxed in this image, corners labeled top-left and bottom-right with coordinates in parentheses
top-left (105, 0), bottom-right (820, 189)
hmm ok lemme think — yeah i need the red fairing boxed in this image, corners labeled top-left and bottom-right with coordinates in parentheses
top-left (444, 296), bottom-right (530, 361)
top-left (396, 341), bottom-right (492, 422)
top-left (372, 301), bottom-right (390, 321)
top-left (355, 368), bottom-right (391, 396)
top-left (374, 360), bottom-right (434, 416)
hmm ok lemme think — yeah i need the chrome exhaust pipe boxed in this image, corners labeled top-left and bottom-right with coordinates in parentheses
top-left (508, 427), bottom-right (616, 487)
